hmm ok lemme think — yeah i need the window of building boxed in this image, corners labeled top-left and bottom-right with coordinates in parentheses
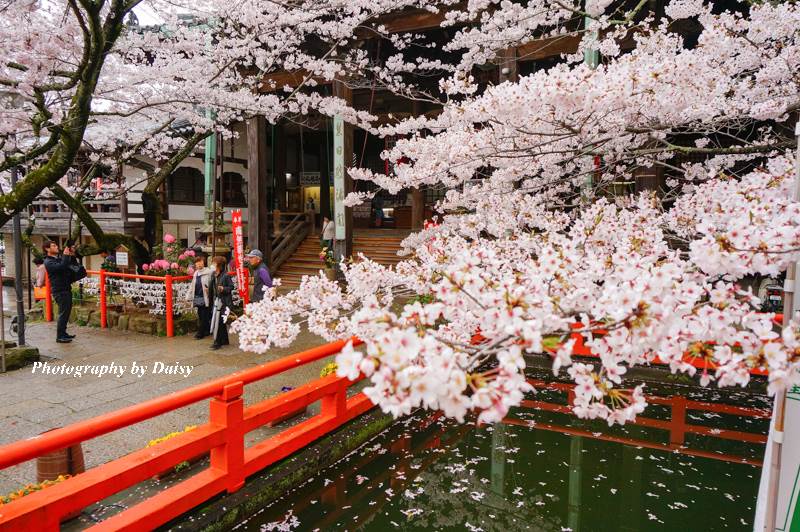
top-left (167, 167), bottom-right (204, 204)
top-left (222, 171), bottom-right (247, 206)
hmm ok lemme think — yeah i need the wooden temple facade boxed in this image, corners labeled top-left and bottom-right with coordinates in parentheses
top-left (243, 7), bottom-right (588, 266)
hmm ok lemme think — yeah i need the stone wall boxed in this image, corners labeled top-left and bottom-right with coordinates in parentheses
top-left (26, 303), bottom-right (198, 337)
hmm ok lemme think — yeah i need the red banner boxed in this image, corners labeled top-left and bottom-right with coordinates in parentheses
top-left (231, 210), bottom-right (247, 302)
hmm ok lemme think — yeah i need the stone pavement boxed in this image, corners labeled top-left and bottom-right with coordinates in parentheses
top-left (0, 320), bottom-right (337, 494)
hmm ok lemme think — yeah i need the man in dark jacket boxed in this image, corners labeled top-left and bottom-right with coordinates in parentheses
top-left (245, 249), bottom-right (272, 303)
top-left (43, 240), bottom-right (77, 343)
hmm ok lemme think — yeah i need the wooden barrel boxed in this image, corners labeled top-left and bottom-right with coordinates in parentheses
top-left (36, 429), bottom-right (85, 482)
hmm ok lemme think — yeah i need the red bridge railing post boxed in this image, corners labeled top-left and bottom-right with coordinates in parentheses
top-left (321, 380), bottom-right (347, 419)
top-left (670, 395), bottom-right (687, 445)
top-left (165, 274), bottom-right (174, 337)
top-left (44, 273), bottom-right (53, 322)
top-left (99, 269), bottom-right (107, 328)
top-left (210, 381), bottom-right (245, 493)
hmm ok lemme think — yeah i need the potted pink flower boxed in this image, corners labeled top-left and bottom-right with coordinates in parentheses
top-left (144, 234), bottom-right (194, 276)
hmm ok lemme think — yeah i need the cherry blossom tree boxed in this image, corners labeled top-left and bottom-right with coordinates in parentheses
top-left (1, 0), bottom-right (432, 258)
top-left (234, 0), bottom-right (800, 426)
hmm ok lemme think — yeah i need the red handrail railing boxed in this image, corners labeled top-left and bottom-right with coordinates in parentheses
top-left (567, 317), bottom-right (783, 376)
top-left (0, 338), bottom-right (366, 530)
top-left (44, 269), bottom-right (193, 337)
top-left (504, 378), bottom-right (769, 465)
top-left (473, 314), bottom-right (784, 377)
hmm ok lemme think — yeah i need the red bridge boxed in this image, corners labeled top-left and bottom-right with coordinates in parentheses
top-left (0, 321), bottom-right (777, 530)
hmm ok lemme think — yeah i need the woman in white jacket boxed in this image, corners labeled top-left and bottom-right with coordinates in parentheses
top-left (321, 216), bottom-right (335, 251)
top-left (185, 254), bottom-right (213, 339)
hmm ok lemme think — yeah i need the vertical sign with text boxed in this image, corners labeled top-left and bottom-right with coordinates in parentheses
top-left (231, 210), bottom-right (247, 300)
top-left (333, 115), bottom-right (346, 240)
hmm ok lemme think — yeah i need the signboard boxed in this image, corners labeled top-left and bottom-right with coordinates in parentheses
top-left (114, 245), bottom-right (132, 273)
top-left (300, 172), bottom-right (321, 186)
top-left (115, 251), bottom-right (129, 267)
top-left (333, 115), bottom-right (346, 240)
top-left (231, 209), bottom-right (247, 301)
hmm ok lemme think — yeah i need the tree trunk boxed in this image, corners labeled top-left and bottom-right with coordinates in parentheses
top-left (142, 190), bottom-right (162, 250)
top-left (140, 131), bottom-right (209, 249)
top-left (0, 3), bottom-right (131, 227)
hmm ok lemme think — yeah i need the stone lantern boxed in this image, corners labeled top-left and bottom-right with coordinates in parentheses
top-left (196, 202), bottom-right (231, 255)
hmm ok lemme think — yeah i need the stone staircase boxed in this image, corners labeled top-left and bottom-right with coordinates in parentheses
top-left (274, 233), bottom-right (406, 288)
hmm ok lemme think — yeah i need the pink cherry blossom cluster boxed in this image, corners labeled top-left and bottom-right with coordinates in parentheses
top-left (237, 0), bottom-right (800, 429)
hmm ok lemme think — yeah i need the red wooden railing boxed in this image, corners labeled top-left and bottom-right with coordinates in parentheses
top-left (43, 270), bottom-right (193, 337)
top-left (567, 316), bottom-right (782, 377)
top-left (504, 378), bottom-right (770, 466)
top-left (473, 314), bottom-right (784, 377)
top-left (0, 339), bottom-right (368, 530)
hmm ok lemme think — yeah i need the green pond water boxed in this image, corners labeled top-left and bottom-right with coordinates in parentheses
top-left (234, 378), bottom-right (770, 532)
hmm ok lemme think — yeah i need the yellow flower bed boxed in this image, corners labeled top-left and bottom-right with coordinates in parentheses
top-left (146, 425), bottom-right (197, 448)
top-left (0, 475), bottom-right (71, 505)
top-left (320, 362), bottom-right (338, 378)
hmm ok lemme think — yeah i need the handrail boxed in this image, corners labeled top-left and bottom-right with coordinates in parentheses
top-left (45, 270), bottom-right (193, 336)
top-left (472, 314), bottom-right (784, 377)
top-left (86, 269), bottom-right (192, 282)
top-left (0, 338), bottom-right (367, 529)
top-left (510, 378), bottom-right (769, 465)
top-left (30, 196), bottom-right (144, 224)
top-left (272, 213), bottom-right (312, 271)
top-left (568, 315), bottom-right (783, 376)
top-left (0, 338), bottom-right (361, 470)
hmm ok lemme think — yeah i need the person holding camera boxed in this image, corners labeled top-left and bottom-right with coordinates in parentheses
top-left (43, 240), bottom-right (81, 343)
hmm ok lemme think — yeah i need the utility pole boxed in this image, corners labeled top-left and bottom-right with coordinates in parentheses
top-left (202, 20), bottom-right (217, 217)
top-left (204, 118), bottom-right (217, 214)
top-left (211, 131), bottom-right (220, 259)
top-left (0, 260), bottom-right (5, 373)
top-left (10, 166), bottom-right (25, 346)
top-left (582, 15), bottom-right (600, 201)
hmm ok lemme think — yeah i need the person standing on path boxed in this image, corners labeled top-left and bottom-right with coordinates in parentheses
top-left (33, 257), bottom-right (46, 288)
top-left (321, 216), bottom-right (335, 251)
top-left (245, 249), bottom-right (272, 303)
top-left (43, 240), bottom-right (77, 343)
top-left (209, 256), bottom-right (234, 350)
top-left (186, 253), bottom-right (213, 339)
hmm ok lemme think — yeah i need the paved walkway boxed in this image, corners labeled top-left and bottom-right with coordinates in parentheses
top-left (0, 320), bottom-right (336, 494)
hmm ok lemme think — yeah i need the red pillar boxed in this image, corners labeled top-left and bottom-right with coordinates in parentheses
top-left (99, 269), bottom-right (107, 328)
top-left (165, 274), bottom-right (174, 337)
top-left (210, 382), bottom-right (245, 493)
top-left (669, 396), bottom-right (687, 445)
top-left (44, 273), bottom-right (53, 322)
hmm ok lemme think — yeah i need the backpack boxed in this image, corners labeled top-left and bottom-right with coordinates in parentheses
top-left (69, 263), bottom-right (87, 282)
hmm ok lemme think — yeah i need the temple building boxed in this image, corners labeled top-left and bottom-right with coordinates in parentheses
top-left (0, 4), bottom-right (638, 288)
